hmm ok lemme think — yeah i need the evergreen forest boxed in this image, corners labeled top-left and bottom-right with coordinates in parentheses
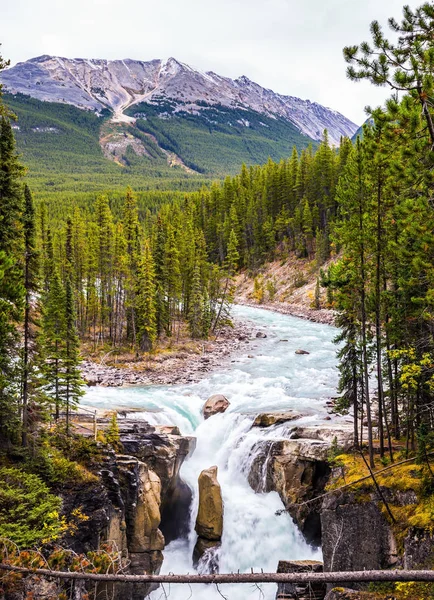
top-left (2, 2), bottom-right (434, 595)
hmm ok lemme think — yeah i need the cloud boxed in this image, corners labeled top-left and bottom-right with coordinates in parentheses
top-left (0, 0), bottom-right (422, 124)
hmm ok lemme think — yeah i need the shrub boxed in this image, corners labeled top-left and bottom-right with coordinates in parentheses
top-left (266, 279), bottom-right (277, 301)
top-left (26, 443), bottom-right (98, 486)
top-left (0, 467), bottom-right (63, 547)
top-left (253, 276), bottom-right (264, 303)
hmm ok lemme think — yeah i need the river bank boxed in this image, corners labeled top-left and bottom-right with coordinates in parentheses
top-left (81, 319), bottom-right (257, 388)
top-left (236, 300), bottom-right (336, 325)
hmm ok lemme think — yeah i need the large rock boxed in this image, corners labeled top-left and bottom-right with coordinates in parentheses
top-left (116, 456), bottom-right (164, 553)
top-left (404, 527), bottom-right (434, 569)
top-left (321, 490), bottom-right (398, 578)
top-left (194, 466), bottom-right (224, 571)
top-left (276, 560), bottom-right (325, 600)
top-left (247, 426), bottom-right (353, 546)
top-left (195, 466), bottom-right (224, 540)
top-left (248, 439), bottom-right (330, 546)
top-left (202, 394), bottom-right (230, 419)
top-left (117, 418), bottom-right (196, 542)
top-left (253, 411), bottom-right (302, 427)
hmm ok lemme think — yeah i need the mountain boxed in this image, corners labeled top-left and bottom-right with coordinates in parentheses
top-left (1, 56), bottom-right (359, 195)
top-left (2, 55), bottom-right (357, 145)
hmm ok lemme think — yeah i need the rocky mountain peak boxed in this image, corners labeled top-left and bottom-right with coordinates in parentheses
top-left (1, 55), bottom-right (358, 144)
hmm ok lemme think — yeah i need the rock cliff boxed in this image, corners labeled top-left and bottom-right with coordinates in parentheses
top-left (247, 423), bottom-right (353, 545)
top-left (60, 418), bottom-right (195, 600)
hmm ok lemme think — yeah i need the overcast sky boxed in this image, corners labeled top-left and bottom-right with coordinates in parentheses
top-left (1, 0), bottom-right (421, 125)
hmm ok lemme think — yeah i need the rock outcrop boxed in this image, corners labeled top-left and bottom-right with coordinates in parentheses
top-left (252, 411), bottom-right (302, 427)
top-left (247, 425), bottom-right (353, 545)
top-left (118, 419), bottom-right (196, 543)
top-left (276, 560), bottom-right (326, 600)
top-left (202, 394), bottom-right (230, 420)
top-left (193, 466), bottom-right (223, 572)
top-left (404, 527), bottom-right (434, 569)
top-left (321, 490), bottom-right (399, 577)
top-left (59, 419), bottom-right (195, 600)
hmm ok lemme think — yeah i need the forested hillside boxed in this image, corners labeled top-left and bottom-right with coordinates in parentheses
top-left (4, 91), bottom-right (316, 200)
top-left (3, 6), bottom-right (434, 595)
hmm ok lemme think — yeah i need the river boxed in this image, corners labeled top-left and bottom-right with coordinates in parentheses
top-left (83, 305), bottom-right (345, 600)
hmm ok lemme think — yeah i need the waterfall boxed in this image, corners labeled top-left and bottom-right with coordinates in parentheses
top-left (83, 305), bottom-right (345, 599)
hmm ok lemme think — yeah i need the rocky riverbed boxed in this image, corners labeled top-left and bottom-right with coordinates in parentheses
top-left (81, 320), bottom-right (255, 388)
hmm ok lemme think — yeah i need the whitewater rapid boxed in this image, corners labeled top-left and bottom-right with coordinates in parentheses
top-left (83, 305), bottom-right (345, 599)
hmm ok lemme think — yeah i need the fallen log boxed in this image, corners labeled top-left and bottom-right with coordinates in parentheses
top-left (1, 565), bottom-right (434, 584)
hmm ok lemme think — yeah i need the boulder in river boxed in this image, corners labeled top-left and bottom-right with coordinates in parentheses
top-left (193, 466), bottom-right (224, 571)
top-left (195, 466), bottom-right (223, 540)
top-left (256, 331), bottom-right (267, 338)
top-left (253, 411), bottom-right (302, 427)
top-left (295, 349), bottom-right (310, 355)
top-left (202, 394), bottom-right (230, 419)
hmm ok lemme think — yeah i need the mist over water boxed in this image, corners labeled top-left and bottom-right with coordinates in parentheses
top-left (83, 306), bottom-right (344, 599)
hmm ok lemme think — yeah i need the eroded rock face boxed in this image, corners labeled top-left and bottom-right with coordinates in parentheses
top-left (247, 426), bottom-right (353, 546)
top-left (404, 527), bottom-right (434, 568)
top-left (117, 419), bottom-right (196, 543)
top-left (321, 490), bottom-right (398, 578)
top-left (117, 457), bottom-right (164, 553)
top-left (202, 394), bottom-right (230, 419)
top-left (193, 466), bottom-right (224, 572)
top-left (59, 419), bottom-right (196, 600)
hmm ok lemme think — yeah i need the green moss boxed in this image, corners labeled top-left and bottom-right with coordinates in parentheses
top-left (327, 451), bottom-right (434, 546)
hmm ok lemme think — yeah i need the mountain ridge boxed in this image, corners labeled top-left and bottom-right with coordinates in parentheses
top-left (1, 55), bottom-right (358, 145)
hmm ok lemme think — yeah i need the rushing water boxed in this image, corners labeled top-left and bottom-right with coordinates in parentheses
top-left (83, 305), bottom-right (347, 600)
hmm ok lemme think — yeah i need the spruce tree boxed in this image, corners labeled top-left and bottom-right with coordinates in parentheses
top-left (136, 240), bottom-right (157, 352)
top-left (21, 185), bottom-right (39, 447)
top-left (63, 277), bottom-right (83, 433)
top-left (40, 269), bottom-right (66, 421)
top-left (188, 262), bottom-right (204, 339)
top-left (0, 52), bottom-right (25, 446)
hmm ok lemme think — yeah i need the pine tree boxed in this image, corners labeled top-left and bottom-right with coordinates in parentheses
top-left (63, 277), bottom-right (83, 434)
top-left (0, 60), bottom-right (25, 445)
top-left (344, 3), bottom-right (434, 148)
top-left (188, 262), bottom-right (204, 339)
top-left (136, 240), bottom-right (157, 352)
top-left (40, 269), bottom-right (66, 421)
top-left (213, 229), bottom-right (239, 331)
top-left (124, 187), bottom-right (140, 344)
top-left (21, 185), bottom-right (39, 447)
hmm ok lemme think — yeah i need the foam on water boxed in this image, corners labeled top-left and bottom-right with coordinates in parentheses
top-left (82, 305), bottom-right (344, 599)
